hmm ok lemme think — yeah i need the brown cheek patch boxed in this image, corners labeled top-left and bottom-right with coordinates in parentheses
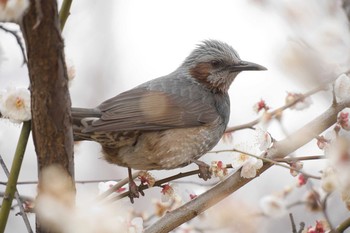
top-left (189, 62), bottom-right (212, 84)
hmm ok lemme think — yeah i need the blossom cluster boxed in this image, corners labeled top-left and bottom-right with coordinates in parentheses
top-left (317, 117), bottom-right (350, 210)
top-left (0, 87), bottom-right (31, 123)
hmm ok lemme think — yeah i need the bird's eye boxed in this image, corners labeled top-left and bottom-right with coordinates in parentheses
top-left (210, 60), bottom-right (221, 68)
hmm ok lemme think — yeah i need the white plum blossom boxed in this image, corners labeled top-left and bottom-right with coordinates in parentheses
top-left (0, 0), bottom-right (30, 22)
top-left (232, 144), bottom-right (264, 178)
top-left (337, 108), bottom-right (350, 131)
top-left (253, 99), bottom-right (270, 114)
top-left (210, 160), bottom-right (228, 180)
top-left (321, 166), bottom-right (338, 193)
top-left (259, 195), bottom-right (287, 218)
top-left (289, 161), bottom-right (303, 177)
top-left (240, 157), bottom-right (263, 178)
top-left (254, 128), bottom-right (272, 151)
top-left (138, 171), bottom-right (156, 187)
top-left (334, 73), bottom-right (350, 101)
top-left (0, 87), bottom-right (31, 123)
top-left (322, 133), bottom-right (350, 209)
top-left (161, 184), bottom-right (177, 203)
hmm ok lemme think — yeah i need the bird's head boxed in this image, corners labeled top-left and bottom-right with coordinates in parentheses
top-left (182, 40), bottom-right (267, 93)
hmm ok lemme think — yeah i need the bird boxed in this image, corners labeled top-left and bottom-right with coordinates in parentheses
top-left (72, 40), bottom-right (267, 202)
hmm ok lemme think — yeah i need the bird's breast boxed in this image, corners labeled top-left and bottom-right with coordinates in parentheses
top-left (102, 119), bottom-right (226, 170)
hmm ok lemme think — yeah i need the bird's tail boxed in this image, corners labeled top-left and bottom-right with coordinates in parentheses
top-left (71, 107), bottom-right (101, 141)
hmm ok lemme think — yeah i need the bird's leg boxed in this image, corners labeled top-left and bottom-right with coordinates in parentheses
top-left (128, 167), bottom-right (140, 203)
top-left (191, 159), bottom-right (212, 181)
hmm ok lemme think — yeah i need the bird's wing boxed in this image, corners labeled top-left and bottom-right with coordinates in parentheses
top-left (84, 86), bottom-right (219, 132)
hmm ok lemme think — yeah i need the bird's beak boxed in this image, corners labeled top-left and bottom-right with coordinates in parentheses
top-left (229, 61), bottom-right (267, 72)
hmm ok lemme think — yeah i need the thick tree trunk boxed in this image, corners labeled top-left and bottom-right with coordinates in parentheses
top-left (20, 0), bottom-right (75, 232)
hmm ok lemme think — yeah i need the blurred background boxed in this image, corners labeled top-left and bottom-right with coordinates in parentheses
top-left (1, 0), bottom-right (350, 232)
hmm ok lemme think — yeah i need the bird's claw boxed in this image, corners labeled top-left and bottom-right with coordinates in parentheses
top-left (191, 159), bottom-right (212, 181)
top-left (198, 164), bottom-right (211, 181)
top-left (128, 181), bottom-right (140, 203)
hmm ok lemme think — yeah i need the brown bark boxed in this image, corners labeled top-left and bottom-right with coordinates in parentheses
top-left (20, 0), bottom-right (75, 232)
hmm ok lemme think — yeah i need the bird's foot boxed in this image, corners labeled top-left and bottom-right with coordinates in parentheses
top-left (127, 167), bottom-right (144, 203)
top-left (191, 159), bottom-right (212, 181)
top-left (128, 180), bottom-right (140, 203)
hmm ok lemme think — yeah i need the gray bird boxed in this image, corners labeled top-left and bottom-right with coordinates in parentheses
top-left (72, 40), bottom-right (266, 201)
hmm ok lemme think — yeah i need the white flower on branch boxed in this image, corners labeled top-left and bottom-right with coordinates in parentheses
top-left (254, 128), bottom-right (272, 151)
top-left (321, 166), bottom-right (338, 193)
top-left (326, 135), bottom-right (350, 167)
top-left (253, 99), bottom-right (270, 114)
top-left (0, 87), bottom-right (31, 123)
top-left (334, 73), bottom-right (350, 101)
top-left (138, 171), bottom-right (156, 187)
top-left (337, 108), bottom-right (350, 131)
top-left (289, 161), bottom-right (303, 177)
top-left (0, 0), bottom-right (30, 22)
top-left (232, 144), bottom-right (263, 178)
top-left (323, 134), bottom-right (350, 209)
top-left (161, 184), bottom-right (176, 202)
top-left (210, 160), bottom-right (228, 180)
top-left (240, 157), bottom-right (263, 178)
top-left (259, 195), bottom-right (287, 218)
top-left (305, 220), bottom-right (329, 233)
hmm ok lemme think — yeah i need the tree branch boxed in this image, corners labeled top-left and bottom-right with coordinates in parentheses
top-left (0, 154), bottom-right (33, 233)
top-left (337, 216), bottom-right (350, 233)
top-left (144, 98), bottom-right (350, 233)
top-left (20, 0), bottom-right (75, 231)
top-left (0, 24), bottom-right (27, 65)
top-left (59, 0), bottom-right (73, 30)
top-left (0, 122), bottom-right (31, 233)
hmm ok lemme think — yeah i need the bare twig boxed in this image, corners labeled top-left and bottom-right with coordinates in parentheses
top-left (59, 0), bottom-right (73, 30)
top-left (0, 24), bottom-right (27, 65)
top-left (290, 213), bottom-right (297, 233)
top-left (0, 192), bottom-right (34, 208)
top-left (298, 222), bottom-right (305, 233)
top-left (0, 156), bottom-right (33, 233)
top-left (225, 84), bottom-right (327, 133)
top-left (337, 216), bottom-right (350, 233)
top-left (321, 192), bottom-right (336, 232)
top-left (275, 155), bottom-right (325, 162)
